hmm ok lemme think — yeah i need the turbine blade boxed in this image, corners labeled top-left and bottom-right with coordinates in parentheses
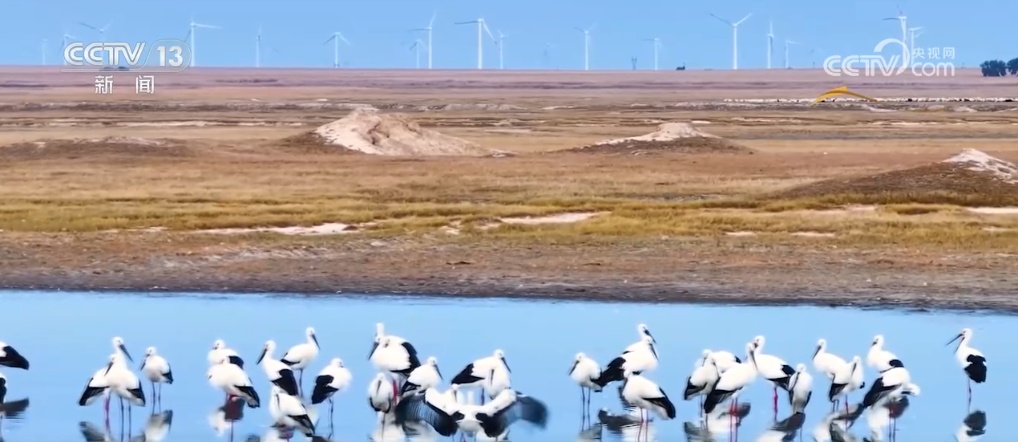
top-left (707, 13), bottom-right (732, 25)
top-left (101, 21), bottom-right (113, 31)
top-left (587, 22), bottom-right (598, 32)
top-left (429, 11), bottom-right (437, 27)
top-left (734, 13), bottom-right (753, 26)
top-left (78, 22), bottom-right (98, 31)
top-left (338, 33), bottom-right (351, 45)
top-left (323, 35), bottom-right (335, 45)
top-left (482, 21), bottom-right (496, 41)
top-left (453, 21), bottom-right (477, 25)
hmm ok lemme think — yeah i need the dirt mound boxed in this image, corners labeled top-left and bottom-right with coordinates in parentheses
top-left (0, 137), bottom-right (191, 160)
top-left (773, 149), bottom-right (1018, 205)
top-left (282, 108), bottom-right (493, 156)
top-left (569, 122), bottom-right (754, 155)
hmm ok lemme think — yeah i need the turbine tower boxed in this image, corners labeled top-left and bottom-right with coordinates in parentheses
top-left (454, 18), bottom-right (495, 69)
top-left (766, 20), bottom-right (774, 69)
top-left (256, 26), bottom-right (262, 68)
top-left (644, 37), bottom-right (662, 70)
top-left (574, 24), bottom-right (596, 71)
top-left (908, 26), bottom-right (923, 50)
top-left (883, 7), bottom-right (908, 45)
top-left (323, 32), bottom-right (351, 68)
top-left (78, 21), bottom-right (112, 43)
top-left (411, 11), bottom-right (437, 69)
top-left (708, 12), bottom-right (753, 70)
top-left (61, 32), bottom-right (77, 65)
top-left (496, 30), bottom-right (508, 69)
top-left (185, 17), bottom-right (221, 68)
top-left (410, 38), bottom-right (424, 69)
top-left (784, 39), bottom-right (800, 69)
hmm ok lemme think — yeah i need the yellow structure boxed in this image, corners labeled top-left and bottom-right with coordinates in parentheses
top-left (812, 86), bottom-right (878, 104)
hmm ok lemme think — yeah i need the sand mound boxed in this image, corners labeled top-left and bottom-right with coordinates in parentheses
top-left (773, 149), bottom-right (1018, 205)
top-left (284, 108), bottom-right (492, 156)
top-left (0, 137), bottom-right (190, 160)
top-left (569, 122), bottom-right (754, 155)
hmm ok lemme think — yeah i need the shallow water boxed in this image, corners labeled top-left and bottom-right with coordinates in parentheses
top-left (0, 290), bottom-right (1008, 441)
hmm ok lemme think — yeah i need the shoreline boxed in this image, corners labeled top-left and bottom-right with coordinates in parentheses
top-left (2, 269), bottom-right (1016, 315)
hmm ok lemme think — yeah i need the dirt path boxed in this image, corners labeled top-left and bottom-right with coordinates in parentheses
top-left (1, 233), bottom-right (1015, 313)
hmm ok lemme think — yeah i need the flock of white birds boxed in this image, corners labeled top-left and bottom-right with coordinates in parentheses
top-left (0, 323), bottom-right (988, 441)
top-left (567, 324), bottom-right (987, 439)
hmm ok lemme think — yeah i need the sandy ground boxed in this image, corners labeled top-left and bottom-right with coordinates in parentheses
top-left (1, 67), bottom-right (1016, 311)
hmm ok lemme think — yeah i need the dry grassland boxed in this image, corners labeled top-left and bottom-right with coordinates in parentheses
top-left (0, 68), bottom-right (1016, 304)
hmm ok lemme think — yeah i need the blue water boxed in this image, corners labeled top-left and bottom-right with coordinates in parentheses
top-left (0, 290), bottom-right (1007, 441)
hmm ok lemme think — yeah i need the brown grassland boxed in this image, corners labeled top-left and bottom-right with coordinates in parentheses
top-left (0, 68), bottom-right (1016, 309)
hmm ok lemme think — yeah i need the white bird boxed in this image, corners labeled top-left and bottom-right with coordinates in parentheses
top-left (391, 386), bottom-right (460, 437)
top-left (256, 340), bottom-right (300, 397)
top-left (682, 352), bottom-right (720, 410)
top-left (569, 352), bottom-right (602, 410)
top-left (594, 334), bottom-right (658, 388)
top-left (812, 338), bottom-right (849, 380)
top-left (140, 346), bottom-right (173, 403)
top-left (370, 334), bottom-right (423, 397)
top-left (0, 341), bottom-right (30, 370)
top-left (451, 349), bottom-right (511, 392)
top-left (697, 349), bottom-right (741, 373)
top-left (208, 339), bottom-right (244, 368)
top-left (311, 357), bottom-right (352, 407)
top-left (703, 342), bottom-right (758, 416)
top-left (269, 385), bottom-right (315, 437)
top-left (111, 336), bottom-right (134, 363)
top-left (867, 335), bottom-right (904, 372)
top-left (403, 356), bottom-right (443, 396)
top-left (78, 356), bottom-right (113, 413)
top-left (369, 372), bottom-right (397, 419)
top-left (280, 326), bottom-right (320, 386)
top-left (636, 323), bottom-right (656, 344)
top-left (829, 355), bottom-right (865, 411)
top-left (207, 356), bottom-right (261, 408)
top-left (751, 335), bottom-right (796, 410)
top-left (947, 328), bottom-right (987, 400)
top-left (620, 370), bottom-right (676, 423)
top-left (105, 351), bottom-right (146, 419)
top-left (862, 366), bottom-right (919, 409)
top-left (788, 363), bottom-right (813, 413)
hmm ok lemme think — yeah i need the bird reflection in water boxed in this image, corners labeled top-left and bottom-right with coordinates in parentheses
top-left (955, 409), bottom-right (986, 442)
top-left (811, 404), bottom-right (863, 442)
top-left (682, 402), bottom-right (750, 442)
top-left (863, 397), bottom-right (911, 442)
top-left (129, 410), bottom-right (173, 442)
top-left (0, 397), bottom-right (28, 434)
top-left (599, 407), bottom-right (657, 441)
top-left (755, 411), bottom-right (805, 442)
top-left (209, 397), bottom-right (246, 441)
top-left (81, 408), bottom-right (172, 442)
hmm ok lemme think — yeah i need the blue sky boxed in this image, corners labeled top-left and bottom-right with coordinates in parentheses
top-left (5, 0), bottom-right (1011, 70)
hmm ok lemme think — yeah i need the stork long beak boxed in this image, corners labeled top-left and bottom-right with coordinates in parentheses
top-left (946, 333), bottom-right (963, 346)
top-left (103, 361), bottom-right (114, 376)
top-left (568, 360), bottom-right (579, 375)
top-left (501, 356), bottom-right (511, 373)
top-left (311, 333), bottom-right (320, 349)
top-left (812, 345), bottom-right (821, 360)
top-left (256, 347), bottom-right (268, 365)
top-left (644, 329), bottom-right (656, 344)
top-left (119, 344), bottom-right (133, 362)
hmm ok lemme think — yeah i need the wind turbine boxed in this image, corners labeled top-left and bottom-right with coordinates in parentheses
top-left (61, 32), bottom-right (77, 65)
top-left (256, 26), bottom-right (263, 68)
top-left (883, 7), bottom-right (908, 44)
top-left (708, 12), bottom-right (753, 70)
top-left (186, 17), bottom-right (221, 68)
top-left (496, 30), bottom-right (508, 69)
top-left (323, 32), bottom-right (351, 68)
top-left (410, 38), bottom-right (424, 69)
top-left (411, 11), bottom-right (436, 69)
top-left (766, 20), bottom-right (774, 69)
top-left (78, 21), bottom-right (112, 42)
top-left (784, 39), bottom-right (800, 69)
top-left (644, 37), bottom-right (662, 70)
top-left (454, 18), bottom-right (495, 69)
top-left (573, 24), bottom-right (596, 71)
top-left (908, 26), bottom-right (923, 50)
top-left (41, 39), bottom-right (47, 65)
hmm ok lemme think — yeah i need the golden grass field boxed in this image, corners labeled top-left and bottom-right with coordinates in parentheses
top-left (0, 67), bottom-right (1016, 306)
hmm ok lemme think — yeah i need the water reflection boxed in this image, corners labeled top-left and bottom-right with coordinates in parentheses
top-left (208, 398), bottom-right (245, 439)
top-left (811, 404), bottom-right (863, 442)
top-left (129, 410), bottom-right (173, 442)
top-left (863, 398), bottom-right (911, 442)
top-left (755, 411), bottom-right (805, 441)
top-left (683, 402), bottom-right (751, 441)
top-left (577, 420), bottom-right (603, 441)
top-left (0, 397), bottom-right (29, 422)
top-left (955, 410), bottom-right (986, 442)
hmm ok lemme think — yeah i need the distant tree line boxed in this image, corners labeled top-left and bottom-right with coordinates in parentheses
top-left (979, 58), bottom-right (1018, 76)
